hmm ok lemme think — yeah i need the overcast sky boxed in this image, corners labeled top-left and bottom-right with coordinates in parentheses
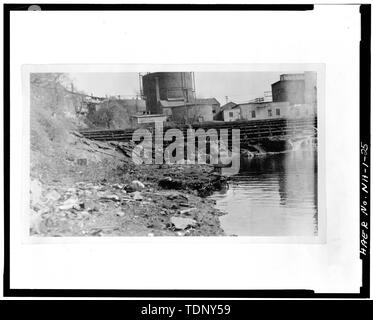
top-left (69, 72), bottom-right (284, 105)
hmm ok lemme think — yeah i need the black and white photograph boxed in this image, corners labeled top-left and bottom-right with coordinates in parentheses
top-left (28, 69), bottom-right (320, 238)
top-left (3, 3), bottom-right (369, 299)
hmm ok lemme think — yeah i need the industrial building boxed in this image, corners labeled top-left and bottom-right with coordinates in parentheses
top-left (234, 100), bottom-right (315, 121)
top-left (136, 71), bottom-right (317, 125)
top-left (141, 72), bottom-right (195, 115)
top-left (213, 102), bottom-right (237, 121)
top-left (213, 102), bottom-right (241, 121)
top-left (130, 114), bottom-right (168, 128)
top-left (235, 101), bottom-right (288, 120)
top-left (195, 98), bottom-right (220, 115)
top-left (223, 107), bottom-right (241, 122)
top-left (224, 72), bottom-right (317, 122)
top-left (271, 72), bottom-right (317, 106)
top-left (159, 98), bottom-right (218, 123)
top-left (170, 104), bottom-right (213, 123)
top-left (141, 72), bottom-right (217, 124)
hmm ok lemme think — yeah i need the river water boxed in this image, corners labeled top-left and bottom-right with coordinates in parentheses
top-left (210, 145), bottom-right (318, 236)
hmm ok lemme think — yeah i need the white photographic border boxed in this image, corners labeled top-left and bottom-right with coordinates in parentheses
top-left (8, 6), bottom-right (362, 293)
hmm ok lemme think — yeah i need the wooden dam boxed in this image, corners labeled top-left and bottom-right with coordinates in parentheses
top-left (80, 117), bottom-right (317, 153)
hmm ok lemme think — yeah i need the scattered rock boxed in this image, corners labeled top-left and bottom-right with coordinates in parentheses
top-left (30, 179), bottom-right (43, 206)
top-left (38, 205), bottom-right (50, 216)
top-left (67, 187), bottom-right (77, 194)
top-left (45, 190), bottom-right (61, 202)
top-left (58, 197), bottom-right (80, 210)
top-left (158, 170), bottom-right (228, 197)
top-left (170, 217), bottom-right (197, 230)
top-left (84, 199), bottom-right (99, 211)
top-left (29, 163), bottom-right (226, 236)
top-left (166, 192), bottom-right (179, 200)
top-left (179, 203), bottom-right (191, 208)
top-left (80, 211), bottom-right (91, 219)
top-left (179, 208), bottom-right (196, 215)
top-left (112, 183), bottom-right (124, 190)
top-left (132, 191), bottom-right (143, 201)
top-left (115, 210), bottom-right (125, 217)
top-left (131, 180), bottom-right (145, 191)
top-left (100, 194), bottom-right (120, 202)
top-left (166, 192), bottom-right (188, 201)
top-left (159, 177), bottom-right (183, 190)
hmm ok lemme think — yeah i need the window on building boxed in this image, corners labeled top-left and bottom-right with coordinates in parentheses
top-left (229, 111), bottom-right (234, 118)
top-left (251, 110), bottom-right (256, 118)
top-left (276, 108), bottom-right (280, 116)
top-left (268, 109), bottom-right (272, 117)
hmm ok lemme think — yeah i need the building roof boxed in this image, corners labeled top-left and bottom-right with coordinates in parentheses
top-left (220, 102), bottom-right (237, 111)
top-left (236, 101), bottom-right (290, 108)
top-left (271, 72), bottom-right (307, 87)
top-left (131, 114), bottom-right (167, 118)
top-left (160, 99), bottom-right (219, 108)
top-left (195, 98), bottom-right (220, 105)
top-left (160, 100), bottom-right (191, 108)
top-left (280, 73), bottom-right (305, 81)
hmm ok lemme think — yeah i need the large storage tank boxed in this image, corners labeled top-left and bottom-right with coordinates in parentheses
top-left (271, 72), bottom-right (317, 107)
top-left (271, 75), bottom-right (305, 105)
top-left (142, 72), bottom-right (195, 114)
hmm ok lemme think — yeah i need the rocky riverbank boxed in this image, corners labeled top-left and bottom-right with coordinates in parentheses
top-left (30, 162), bottom-right (228, 237)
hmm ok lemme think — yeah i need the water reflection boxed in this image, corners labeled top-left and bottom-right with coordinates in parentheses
top-left (211, 146), bottom-right (318, 236)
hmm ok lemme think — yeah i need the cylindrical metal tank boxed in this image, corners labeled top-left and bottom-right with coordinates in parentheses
top-left (142, 72), bottom-right (195, 114)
